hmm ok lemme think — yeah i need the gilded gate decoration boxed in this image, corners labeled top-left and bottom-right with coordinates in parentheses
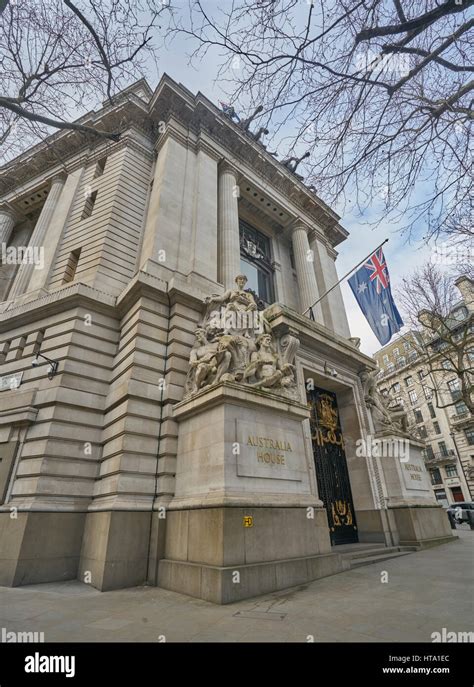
top-left (308, 387), bottom-right (358, 545)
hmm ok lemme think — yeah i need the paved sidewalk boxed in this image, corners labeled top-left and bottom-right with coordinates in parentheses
top-left (0, 532), bottom-right (472, 643)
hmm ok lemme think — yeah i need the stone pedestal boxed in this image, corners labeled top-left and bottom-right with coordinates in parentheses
top-left (377, 432), bottom-right (455, 548)
top-left (157, 382), bottom-right (344, 603)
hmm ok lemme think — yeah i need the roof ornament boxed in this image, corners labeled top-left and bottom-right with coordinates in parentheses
top-left (281, 151), bottom-right (310, 180)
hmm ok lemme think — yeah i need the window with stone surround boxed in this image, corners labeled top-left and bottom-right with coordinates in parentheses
top-left (62, 248), bottom-right (81, 284)
top-left (239, 220), bottom-right (274, 306)
top-left (81, 190), bottom-right (98, 220)
top-left (445, 464), bottom-right (458, 478)
top-left (414, 408), bottom-right (423, 424)
top-left (438, 441), bottom-right (449, 457)
top-left (93, 157), bottom-right (107, 178)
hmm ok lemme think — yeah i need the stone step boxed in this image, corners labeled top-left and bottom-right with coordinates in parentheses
top-left (345, 546), bottom-right (417, 561)
top-left (350, 551), bottom-right (414, 568)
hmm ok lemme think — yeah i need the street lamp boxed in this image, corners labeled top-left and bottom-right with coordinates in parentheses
top-left (31, 352), bottom-right (59, 380)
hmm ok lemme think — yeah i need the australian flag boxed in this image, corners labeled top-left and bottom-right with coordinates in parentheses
top-left (348, 247), bottom-right (403, 345)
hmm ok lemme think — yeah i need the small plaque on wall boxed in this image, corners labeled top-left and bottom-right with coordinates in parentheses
top-left (0, 372), bottom-right (23, 391)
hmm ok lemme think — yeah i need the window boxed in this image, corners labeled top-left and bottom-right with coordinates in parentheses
top-left (93, 157), bottom-right (107, 178)
top-left (442, 360), bottom-right (453, 370)
top-left (448, 378), bottom-right (462, 401)
top-left (408, 390), bottom-right (418, 406)
top-left (418, 425), bottom-right (428, 439)
top-left (465, 429), bottom-right (474, 446)
top-left (424, 445), bottom-right (435, 460)
top-left (391, 382), bottom-right (400, 394)
top-left (423, 386), bottom-right (433, 400)
top-left (407, 351), bottom-right (418, 362)
top-left (396, 356), bottom-right (405, 368)
top-left (405, 376), bottom-right (414, 387)
top-left (393, 347), bottom-right (400, 358)
top-left (427, 402), bottom-right (436, 419)
top-left (438, 441), bottom-right (449, 457)
top-left (467, 348), bottom-right (474, 363)
top-left (81, 190), bottom-right (98, 219)
top-left (403, 341), bottom-right (411, 351)
top-left (386, 362), bottom-right (394, 373)
top-left (418, 370), bottom-right (426, 380)
top-left (382, 354), bottom-right (389, 364)
top-left (452, 306), bottom-right (468, 321)
top-left (63, 248), bottom-right (81, 284)
top-left (414, 408), bottom-right (423, 424)
top-left (445, 464), bottom-right (457, 478)
top-left (380, 388), bottom-right (388, 397)
top-left (432, 421), bottom-right (441, 435)
top-left (430, 468), bottom-right (442, 486)
top-left (394, 396), bottom-right (404, 408)
top-left (239, 220), bottom-right (274, 306)
top-left (455, 400), bottom-right (468, 415)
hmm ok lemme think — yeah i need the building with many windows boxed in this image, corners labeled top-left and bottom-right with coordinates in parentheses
top-left (374, 278), bottom-right (473, 507)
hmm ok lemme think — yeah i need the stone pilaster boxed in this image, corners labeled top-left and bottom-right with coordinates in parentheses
top-left (8, 174), bottom-right (66, 299)
top-left (291, 222), bottom-right (323, 321)
top-left (218, 162), bottom-right (241, 289)
top-left (0, 203), bottom-right (18, 247)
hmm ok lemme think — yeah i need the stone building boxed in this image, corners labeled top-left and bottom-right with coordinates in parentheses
top-left (0, 76), bottom-right (453, 603)
top-left (374, 277), bottom-right (473, 506)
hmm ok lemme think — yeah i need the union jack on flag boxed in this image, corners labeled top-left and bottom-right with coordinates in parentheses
top-left (363, 247), bottom-right (389, 294)
top-left (348, 246), bottom-right (403, 345)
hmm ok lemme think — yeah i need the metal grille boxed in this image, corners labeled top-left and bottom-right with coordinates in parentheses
top-left (307, 386), bottom-right (358, 545)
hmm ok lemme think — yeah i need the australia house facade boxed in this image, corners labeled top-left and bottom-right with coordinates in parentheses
top-left (0, 76), bottom-right (453, 603)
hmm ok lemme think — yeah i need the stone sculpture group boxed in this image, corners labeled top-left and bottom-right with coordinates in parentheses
top-left (184, 275), bottom-right (300, 399)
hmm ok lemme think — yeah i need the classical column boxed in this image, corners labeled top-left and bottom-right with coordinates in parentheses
top-left (9, 173), bottom-right (66, 298)
top-left (0, 203), bottom-right (18, 247)
top-left (218, 162), bottom-right (241, 289)
top-left (291, 223), bottom-right (323, 321)
top-left (309, 231), bottom-right (333, 329)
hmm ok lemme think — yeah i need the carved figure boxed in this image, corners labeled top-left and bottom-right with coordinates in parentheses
top-left (183, 276), bottom-right (300, 399)
top-left (281, 151), bottom-right (310, 180)
top-left (359, 368), bottom-right (412, 435)
top-left (239, 105), bottom-right (263, 132)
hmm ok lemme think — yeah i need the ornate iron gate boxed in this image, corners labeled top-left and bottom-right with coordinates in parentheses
top-left (308, 386), bottom-right (358, 545)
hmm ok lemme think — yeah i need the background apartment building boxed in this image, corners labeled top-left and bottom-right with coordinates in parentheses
top-left (374, 277), bottom-right (473, 507)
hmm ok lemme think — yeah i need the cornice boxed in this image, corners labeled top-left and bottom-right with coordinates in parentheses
top-left (0, 283), bottom-right (117, 331)
top-left (0, 73), bottom-right (349, 248)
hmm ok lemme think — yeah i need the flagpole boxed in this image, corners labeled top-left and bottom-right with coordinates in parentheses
top-left (302, 238), bottom-right (389, 316)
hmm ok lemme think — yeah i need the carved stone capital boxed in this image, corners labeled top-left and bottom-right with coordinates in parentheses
top-left (218, 159), bottom-right (239, 179)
